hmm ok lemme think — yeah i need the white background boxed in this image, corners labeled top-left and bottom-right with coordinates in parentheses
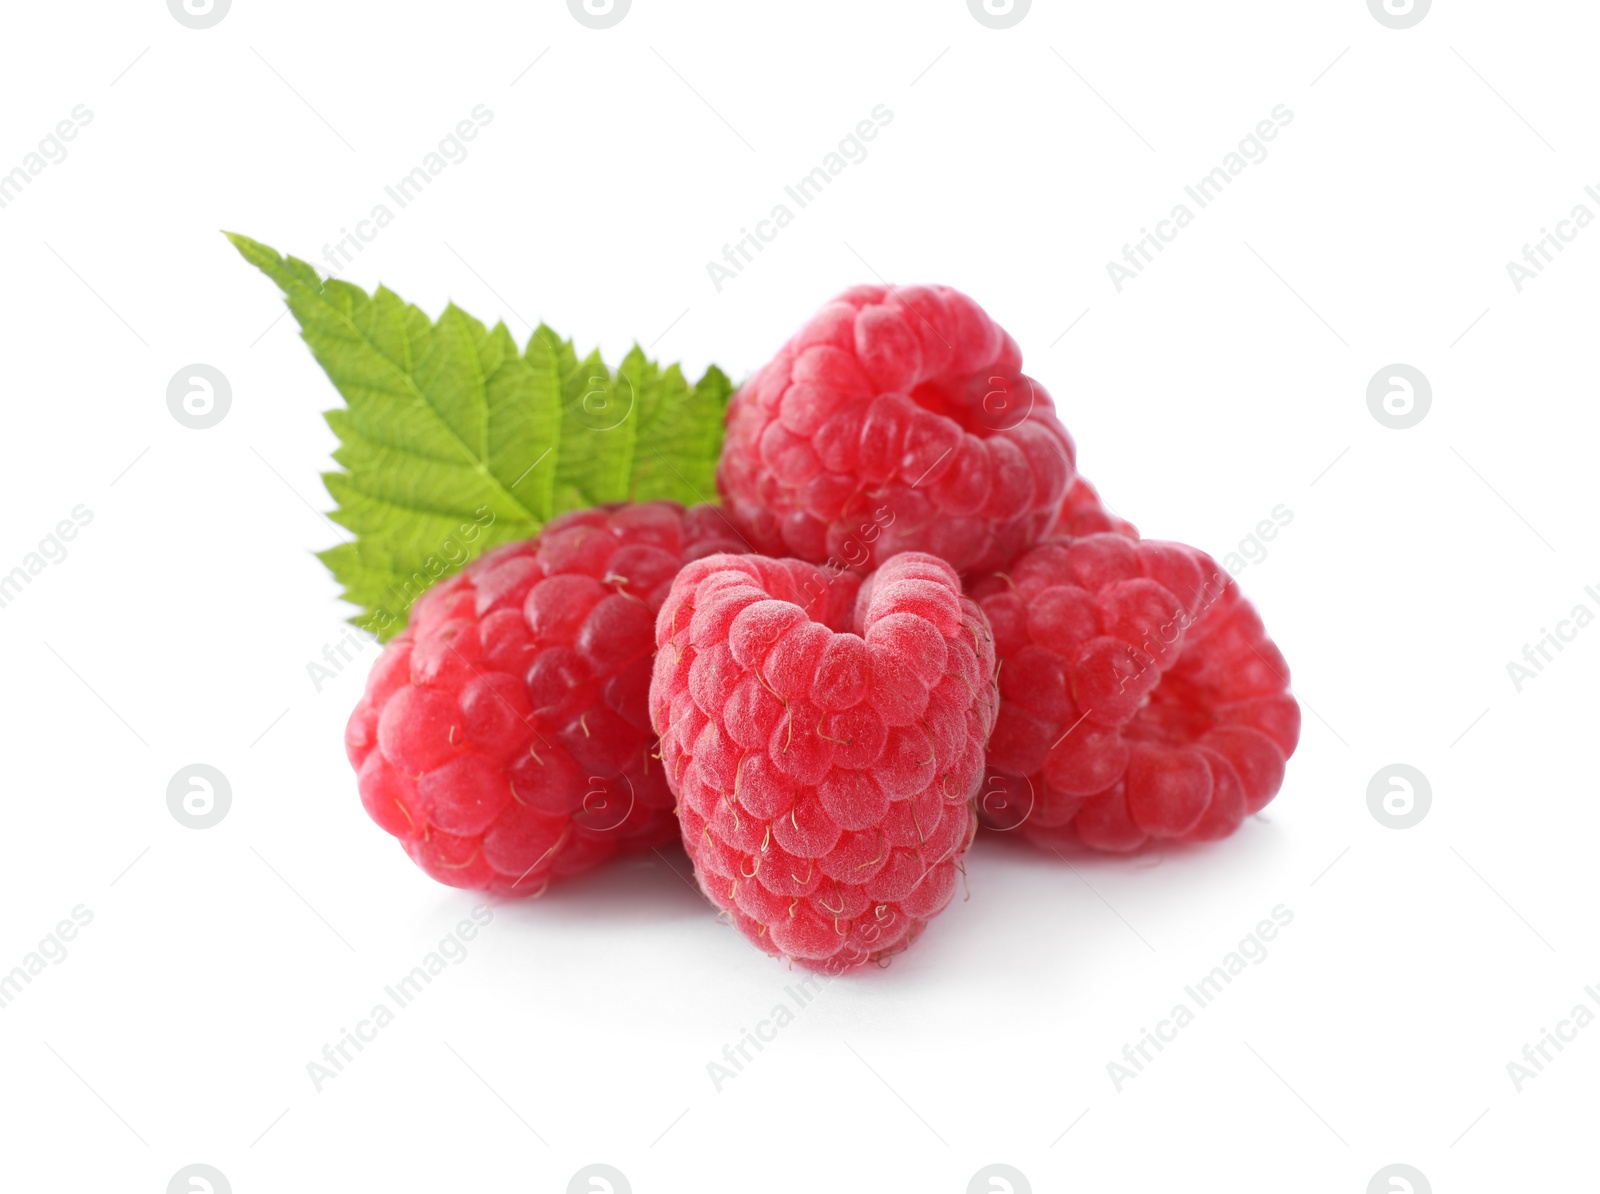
top-left (1, 2), bottom-right (1595, 1191)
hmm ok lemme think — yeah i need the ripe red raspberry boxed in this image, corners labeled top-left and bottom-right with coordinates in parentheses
top-left (650, 550), bottom-right (998, 971)
top-left (343, 502), bottom-right (746, 896)
top-left (971, 533), bottom-right (1299, 851)
top-left (717, 285), bottom-right (1077, 576)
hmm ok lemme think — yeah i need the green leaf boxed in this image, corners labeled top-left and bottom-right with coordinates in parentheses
top-left (552, 344), bottom-right (635, 511)
top-left (630, 358), bottom-right (733, 505)
top-left (227, 233), bottom-right (733, 639)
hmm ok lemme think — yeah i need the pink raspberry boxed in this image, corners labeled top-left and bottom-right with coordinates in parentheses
top-left (343, 502), bottom-right (746, 896)
top-left (971, 533), bottom-right (1299, 851)
top-left (717, 285), bottom-right (1077, 576)
top-left (650, 550), bottom-right (998, 971)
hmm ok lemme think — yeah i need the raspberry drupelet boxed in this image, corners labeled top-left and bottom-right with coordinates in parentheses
top-left (343, 502), bottom-right (745, 896)
top-left (650, 551), bottom-right (999, 971)
top-left (1055, 475), bottom-right (1138, 540)
top-left (717, 285), bottom-right (1078, 576)
top-left (971, 533), bottom-right (1299, 851)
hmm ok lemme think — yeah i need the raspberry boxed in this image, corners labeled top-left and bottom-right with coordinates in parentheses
top-left (650, 550), bottom-right (998, 971)
top-left (343, 502), bottom-right (746, 896)
top-left (717, 285), bottom-right (1077, 576)
top-left (971, 533), bottom-right (1299, 851)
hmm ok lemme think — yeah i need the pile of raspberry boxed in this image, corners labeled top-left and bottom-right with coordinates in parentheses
top-left (348, 284), bottom-right (1298, 972)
